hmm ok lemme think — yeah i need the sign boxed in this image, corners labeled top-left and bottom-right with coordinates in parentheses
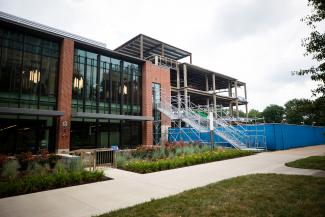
top-left (208, 112), bottom-right (214, 131)
top-left (111, 145), bottom-right (119, 151)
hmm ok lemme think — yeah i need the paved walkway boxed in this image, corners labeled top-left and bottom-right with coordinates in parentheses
top-left (1, 145), bottom-right (325, 217)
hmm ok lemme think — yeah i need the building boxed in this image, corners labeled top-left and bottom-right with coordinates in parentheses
top-left (0, 11), bottom-right (248, 154)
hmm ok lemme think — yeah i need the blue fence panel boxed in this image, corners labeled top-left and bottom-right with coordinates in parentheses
top-left (168, 124), bottom-right (325, 150)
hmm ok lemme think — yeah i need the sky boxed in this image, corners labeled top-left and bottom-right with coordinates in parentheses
top-left (0, 0), bottom-right (319, 111)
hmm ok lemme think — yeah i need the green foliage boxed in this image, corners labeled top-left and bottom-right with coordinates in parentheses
top-left (283, 97), bottom-right (325, 126)
top-left (116, 153), bottom-right (128, 168)
top-left (1, 160), bottom-right (20, 180)
top-left (295, 0), bottom-right (325, 95)
top-left (284, 98), bottom-right (314, 124)
top-left (121, 149), bottom-right (254, 173)
top-left (53, 162), bottom-right (68, 175)
top-left (68, 158), bottom-right (84, 173)
top-left (312, 96), bottom-right (325, 126)
top-left (262, 104), bottom-right (285, 123)
top-left (285, 156), bottom-right (325, 171)
top-left (97, 174), bottom-right (325, 217)
top-left (0, 154), bottom-right (8, 168)
top-left (27, 162), bottom-right (48, 176)
top-left (248, 109), bottom-right (262, 118)
top-left (0, 170), bottom-right (105, 198)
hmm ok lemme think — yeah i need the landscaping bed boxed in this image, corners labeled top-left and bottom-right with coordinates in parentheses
top-left (97, 174), bottom-right (325, 217)
top-left (0, 150), bottom-right (107, 198)
top-left (116, 143), bottom-right (255, 173)
top-left (285, 156), bottom-right (325, 171)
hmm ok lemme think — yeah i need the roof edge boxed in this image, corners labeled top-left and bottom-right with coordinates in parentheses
top-left (0, 11), bottom-right (107, 48)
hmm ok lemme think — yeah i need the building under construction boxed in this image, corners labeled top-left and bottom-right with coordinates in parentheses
top-left (0, 11), bottom-right (265, 155)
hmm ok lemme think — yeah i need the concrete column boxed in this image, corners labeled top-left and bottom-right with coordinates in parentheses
top-left (234, 81), bottom-right (239, 118)
top-left (244, 83), bottom-right (247, 100)
top-left (228, 81), bottom-right (232, 97)
top-left (205, 74), bottom-right (209, 106)
top-left (161, 44), bottom-right (165, 57)
top-left (56, 38), bottom-right (74, 154)
top-left (212, 74), bottom-right (217, 117)
top-left (183, 64), bottom-right (188, 114)
top-left (244, 83), bottom-right (248, 118)
top-left (140, 35), bottom-right (144, 59)
top-left (190, 54), bottom-right (192, 64)
top-left (176, 65), bottom-right (181, 126)
top-left (229, 102), bottom-right (233, 117)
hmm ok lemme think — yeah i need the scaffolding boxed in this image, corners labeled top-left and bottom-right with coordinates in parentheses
top-left (154, 92), bottom-right (267, 151)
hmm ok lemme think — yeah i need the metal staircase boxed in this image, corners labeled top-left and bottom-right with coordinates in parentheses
top-left (156, 93), bottom-right (266, 151)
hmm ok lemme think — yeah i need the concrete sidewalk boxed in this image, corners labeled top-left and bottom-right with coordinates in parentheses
top-left (1, 145), bottom-right (325, 217)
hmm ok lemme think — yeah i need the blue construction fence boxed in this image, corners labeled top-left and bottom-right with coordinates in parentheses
top-left (168, 124), bottom-right (325, 150)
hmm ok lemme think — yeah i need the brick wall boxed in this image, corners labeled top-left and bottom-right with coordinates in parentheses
top-left (142, 61), bottom-right (171, 146)
top-left (55, 38), bottom-right (74, 153)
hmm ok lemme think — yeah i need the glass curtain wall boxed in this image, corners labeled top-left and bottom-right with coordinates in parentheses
top-left (0, 28), bottom-right (59, 109)
top-left (71, 48), bottom-right (142, 150)
top-left (72, 48), bottom-right (141, 115)
top-left (0, 27), bottom-right (59, 154)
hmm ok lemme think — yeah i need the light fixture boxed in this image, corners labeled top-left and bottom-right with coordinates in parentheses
top-left (73, 76), bottom-right (84, 89)
top-left (29, 70), bottom-right (40, 83)
top-left (123, 84), bottom-right (128, 95)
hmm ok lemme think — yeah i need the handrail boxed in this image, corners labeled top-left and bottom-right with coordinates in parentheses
top-left (156, 89), bottom-right (266, 150)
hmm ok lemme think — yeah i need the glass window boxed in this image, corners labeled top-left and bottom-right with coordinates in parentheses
top-left (72, 49), bottom-right (141, 116)
top-left (0, 27), bottom-right (59, 110)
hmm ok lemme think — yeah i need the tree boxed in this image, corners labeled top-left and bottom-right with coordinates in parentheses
top-left (296, 0), bottom-right (325, 95)
top-left (238, 110), bottom-right (247, 118)
top-left (248, 109), bottom-right (262, 118)
top-left (284, 99), bottom-right (314, 125)
top-left (262, 104), bottom-right (285, 123)
top-left (311, 96), bottom-right (325, 126)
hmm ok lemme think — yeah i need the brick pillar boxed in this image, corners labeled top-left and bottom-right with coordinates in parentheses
top-left (142, 61), bottom-right (171, 146)
top-left (142, 62), bottom-right (153, 146)
top-left (55, 39), bottom-right (74, 153)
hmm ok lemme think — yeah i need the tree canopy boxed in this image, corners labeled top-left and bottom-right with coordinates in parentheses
top-left (296, 0), bottom-right (325, 95)
top-left (262, 104), bottom-right (285, 123)
top-left (284, 99), bottom-right (314, 125)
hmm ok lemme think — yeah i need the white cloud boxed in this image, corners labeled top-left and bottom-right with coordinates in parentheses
top-left (0, 0), bottom-right (317, 111)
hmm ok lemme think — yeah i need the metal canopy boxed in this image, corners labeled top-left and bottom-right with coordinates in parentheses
top-left (72, 112), bottom-right (153, 121)
top-left (0, 107), bottom-right (64, 117)
top-left (115, 34), bottom-right (191, 60)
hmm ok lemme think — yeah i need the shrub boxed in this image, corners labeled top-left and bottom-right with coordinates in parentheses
top-left (16, 152), bottom-right (35, 171)
top-left (116, 153), bottom-right (127, 168)
top-left (1, 160), bottom-right (20, 180)
top-left (0, 154), bottom-right (8, 168)
top-left (0, 170), bottom-right (105, 198)
top-left (27, 162), bottom-right (48, 176)
top-left (48, 154), bottom-right (61, 169)
top-left (54, 162), bottom-right (67, 175)
top-left (68, 158), bottom-right (84, 173)
top-left (122, 149), bottom-right (254, 173)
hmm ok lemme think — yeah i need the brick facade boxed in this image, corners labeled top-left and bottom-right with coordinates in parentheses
top-left (55, 39), bottom-right (74, 153)
top-left (142, 61), bottom-right (171, 146)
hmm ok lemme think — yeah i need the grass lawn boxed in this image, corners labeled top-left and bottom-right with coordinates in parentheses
top-left (97, 174), bottom-right (325, 217)
top-left (285, 156), bottom-right (325, 171)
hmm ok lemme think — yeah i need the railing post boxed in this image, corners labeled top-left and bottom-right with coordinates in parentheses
top-left (93, 150), bottom-right (97, 170)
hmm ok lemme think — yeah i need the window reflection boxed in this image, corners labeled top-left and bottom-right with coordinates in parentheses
top-left (72, 49), bottom-right (142, 115)
top-left (0, 27), bottom-right (59, 110)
